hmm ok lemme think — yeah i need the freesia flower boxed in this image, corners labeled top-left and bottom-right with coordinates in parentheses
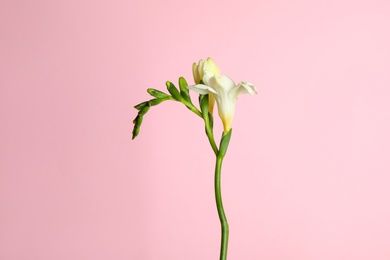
top-left (132, 57), bottom-right (256, 260)
top-left (192, 57), bottom-right (220, 84)
top-left (189, 59), bottom-right (257, 133)
top-left (192, 58), bottom-right (220, 114)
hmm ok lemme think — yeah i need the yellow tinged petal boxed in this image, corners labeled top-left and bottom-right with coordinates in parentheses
top-left (197, 59), bottom-right (205, 81)
top-left (205, 57), bottom-right (220, 76)
top-left (192, 62), bottom-right (200, 84)
top-left (208, 93), bottom-right (215, 115)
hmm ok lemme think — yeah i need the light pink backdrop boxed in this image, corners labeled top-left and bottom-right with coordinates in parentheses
top-left (1, 0), bottom-right (390, 259)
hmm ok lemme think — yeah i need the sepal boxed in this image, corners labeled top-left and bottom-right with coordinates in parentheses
top-left (200, 94), bottom-right (209, 117)
top-left (219, 129), bottom-right (232, 157)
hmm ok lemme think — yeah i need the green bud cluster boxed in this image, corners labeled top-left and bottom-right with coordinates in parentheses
top-left (132, 77), bottom-right (201, 139)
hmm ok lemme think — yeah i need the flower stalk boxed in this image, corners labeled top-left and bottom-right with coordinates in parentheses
top-left (203, 105), bottom-right (232, 260)
top-left (132, 57), bottom-right (255, 260)
top-left (214, 129), bottom-right (232, 260)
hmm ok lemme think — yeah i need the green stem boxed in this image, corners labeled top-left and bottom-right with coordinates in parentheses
top-left (215, 154), bottom-right (229, 260)
top-left (181, 100), bottom-right (203, 118)
top-left (204, 116), bottom-right (218, 156)
top-left (187, 104), bottom-right (202, 118)
top-left (206, 128), bottom-right (218, 156)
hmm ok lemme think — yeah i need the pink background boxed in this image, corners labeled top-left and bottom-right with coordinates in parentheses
top-left (1, 0), bottom-right (390, 259)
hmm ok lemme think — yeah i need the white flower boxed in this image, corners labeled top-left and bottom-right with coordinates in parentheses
top-left (192, 57), bottom-right (220, 85)
top-left (188, 59), bottom-right (257, 133)
top-left (192, 58), bottom-right (220, 114)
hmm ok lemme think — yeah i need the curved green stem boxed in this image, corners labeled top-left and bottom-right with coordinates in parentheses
top-left (206, 128), bottom-right (218, 156)
top-left (215, 154), bottom-right (229, 260)
top-left (181, 99), bottom-right (203, 118)
top-left (204, 115), bottom-right (218, 156)
top-left (186, 103), bottom-right (202, 118)
top-left (200, 94), bottom-right (231, 259)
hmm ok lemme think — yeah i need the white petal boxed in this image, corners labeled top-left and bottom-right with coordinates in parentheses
top-left (203, 57), bottom-right (220, 76)
top-left (187, 84), bottom-right (218, 95)
top-left (192, 62), bottom-right (200, 84)
top-left (202, 71), bottom-right (214, 85)
top-left (237, 82), bottom-right (257, 95)
top-left (197, 59), bottom-right (205, 80)
top-left (209, 75), bottom-right (236, 94)
top-left (238, 82), bottom-right (257, 95)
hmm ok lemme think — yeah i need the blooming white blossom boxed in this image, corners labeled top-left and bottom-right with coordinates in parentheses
top-left (189, 58), bottom-right (257, 133)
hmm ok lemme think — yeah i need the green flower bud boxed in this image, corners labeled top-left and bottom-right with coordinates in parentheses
top-left (147, 88), bottom-right (170, 99)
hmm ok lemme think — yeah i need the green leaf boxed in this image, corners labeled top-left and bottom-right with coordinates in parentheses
top-left (147, 88), bottom-right (170, 99)
top-left (166, 81), bottom-right (182, 101)
top-left (219, 129), bottom-right (232, 157)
